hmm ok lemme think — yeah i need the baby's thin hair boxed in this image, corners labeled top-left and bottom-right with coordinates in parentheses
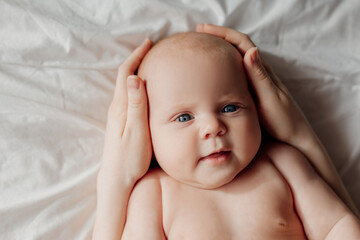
top-left (150, 32), bottom-right (240, 60)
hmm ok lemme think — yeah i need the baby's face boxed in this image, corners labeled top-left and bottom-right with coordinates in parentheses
top-left (139, 33), bottom-right (261, 189)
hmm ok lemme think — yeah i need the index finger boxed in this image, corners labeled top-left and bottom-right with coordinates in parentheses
top-left (113, 38), bottom-right (152, 108)
top-left (196, 24), bottom-right (255, 55)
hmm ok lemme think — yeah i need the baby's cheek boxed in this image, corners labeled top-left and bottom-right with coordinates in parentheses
top-left (160, 130), bottom-right (185, 156)
top-left (153, 127), bottom-right (195, 169)
top-left (243, 117), bottom-right (261, 156)
top-left (151, 128), bottom-right (177, 161)
top-left (231, 116), bottom-right (260, 153)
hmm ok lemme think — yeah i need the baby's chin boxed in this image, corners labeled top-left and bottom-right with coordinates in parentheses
top-left (170, 168), bottom-right (242, 190)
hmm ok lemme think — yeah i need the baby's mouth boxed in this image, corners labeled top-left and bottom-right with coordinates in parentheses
top-left (199, 151), bottom-right (231, 165)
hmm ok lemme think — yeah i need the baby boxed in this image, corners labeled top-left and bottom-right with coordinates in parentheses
top-left (121, 32), bottom-right (360, 239)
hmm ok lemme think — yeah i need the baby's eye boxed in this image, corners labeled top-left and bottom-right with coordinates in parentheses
top-left (176, 113), bottom-right (193, 122)
top-left (222, 104), bottom-right (239, 113)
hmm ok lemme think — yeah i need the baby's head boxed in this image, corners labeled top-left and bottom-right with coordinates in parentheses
top-left (138, 32), bottom-right (261, 189)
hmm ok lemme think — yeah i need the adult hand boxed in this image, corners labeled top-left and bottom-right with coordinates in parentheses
top-left (93, 38), bottom-right (153, 240)
top-left (197, 24), bottom-right (309, 145)
top-left (196, 24), bottom-right (358, 216)
top-left (100, 38), bottom-right (153, 184)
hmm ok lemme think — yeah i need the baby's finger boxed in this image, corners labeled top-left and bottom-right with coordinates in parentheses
top-left (112, 38), bottom-right (152, 112)
top-left (123, 75), bottom-right (149, 135)
top-left (196, 24), bottom-right (255, 55)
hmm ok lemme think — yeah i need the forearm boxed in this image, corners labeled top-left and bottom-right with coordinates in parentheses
top-left (268, 143), bottom-right (360, 239)
top-left (92, 168), bottom-right (136, 240)
top-left (293, 176), bottom-right (359, 240)
top-left (325, 214), bottom-right (360, 240)
top-left (290, 123), bottom-right (359, 217)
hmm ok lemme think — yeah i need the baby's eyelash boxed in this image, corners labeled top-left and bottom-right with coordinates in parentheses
top-left (222, 104), bottom-right (238, 113)
top-left (220, 103), bottom-right (245, 113)
top-left (174, 113), bottom-right (194, 123)
top-left (171, 103), bottom-right (245, 123)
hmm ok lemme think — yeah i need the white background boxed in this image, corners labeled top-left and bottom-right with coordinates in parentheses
top-left (0, 0), bottom-right (359, 239)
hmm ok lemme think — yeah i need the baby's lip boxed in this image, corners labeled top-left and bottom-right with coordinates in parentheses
top-left (199, 150), bottom-right (231, 165)
top-left (200, 149), bottom-right (231, 160)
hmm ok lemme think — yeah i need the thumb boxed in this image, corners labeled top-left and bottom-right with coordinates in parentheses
top-left (126, 75), bottom-right (148, 128)
top-left (243, 47), bottom-right (277, 99)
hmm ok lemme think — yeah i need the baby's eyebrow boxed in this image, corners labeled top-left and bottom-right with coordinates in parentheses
top-left (219, 93), bottom-right (249, 102)
top-left (160, 104), bottom-right (193, 122)
top-left (165, 102), bottom-right (196, 113)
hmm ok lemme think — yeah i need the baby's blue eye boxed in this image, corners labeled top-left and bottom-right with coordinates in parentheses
top-left (222, 104), bottom-right (238, 113)
top-left (176, 113), bottom-right (193, 122)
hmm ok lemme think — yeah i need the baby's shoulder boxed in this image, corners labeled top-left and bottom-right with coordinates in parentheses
top-left (257, 141), bottom-right (314, 182)
top-left (122, 168), bottom-right (167, 239)
top-left (130, 166), bottom-right (185, 204)
top-left (131, 167), bottom-right (165, 197)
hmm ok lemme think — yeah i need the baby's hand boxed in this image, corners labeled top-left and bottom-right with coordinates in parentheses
top-left (196, 24), bottom-right (310, 145)
top-left (100, 38), bottom-right (153, 184)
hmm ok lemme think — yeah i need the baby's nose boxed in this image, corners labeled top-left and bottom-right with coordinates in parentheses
top-left (200, 116), bottom-right (227, 139)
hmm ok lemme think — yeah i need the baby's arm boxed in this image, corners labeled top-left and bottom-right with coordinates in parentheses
top-left (122, 170), bottom-right (166, 240)
top-left (267, 142), bottom-right (360, 240)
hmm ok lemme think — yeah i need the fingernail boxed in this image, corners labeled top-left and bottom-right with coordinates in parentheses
top-left (128, 75), bottom-right (140, 90)
top-left (251, 48), bottom-right (260, 66)
top-left (142, 38), bottom-right (150, 45)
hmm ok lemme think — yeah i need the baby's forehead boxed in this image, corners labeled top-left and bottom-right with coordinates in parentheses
top-left (145, 32), bottom-right (240, 62)
top-left (139, 32), bottom-right (250, 107)
top-left (138, 32), bottom-right (242, 74)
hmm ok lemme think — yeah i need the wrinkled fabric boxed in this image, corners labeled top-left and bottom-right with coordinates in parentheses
top-left (0, 0), bottom-right (359, 239)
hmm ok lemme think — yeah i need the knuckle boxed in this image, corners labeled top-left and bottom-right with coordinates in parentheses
top-left (128, 96), bottom-right (143, 108)
top-left (243, 33), bottom-right (251, 41)
top-left (107, 103), bottom-right (126, 120)
top-left (255, 64), bottom-right (268, 80)
top-left (262, 61), bottom-right (271, 72)
top-left (122, 126), bottom-right (144, 143)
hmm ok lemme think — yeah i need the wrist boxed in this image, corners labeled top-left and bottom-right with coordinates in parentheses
top-left (94, 167), bottom-right (137, 240)
top-left (96, 164), bottom-right (137, 193)
top-left (287, 120), bottom-right (333, 171)
top-left (288, 112), bottom-right (318, 150)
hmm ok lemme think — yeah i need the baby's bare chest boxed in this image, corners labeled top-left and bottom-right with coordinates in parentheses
top-left (161, 159), bottom-right (307, 239)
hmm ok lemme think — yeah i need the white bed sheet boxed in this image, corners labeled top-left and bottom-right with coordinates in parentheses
top-left (0, 0), bottom-right (359, 239)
